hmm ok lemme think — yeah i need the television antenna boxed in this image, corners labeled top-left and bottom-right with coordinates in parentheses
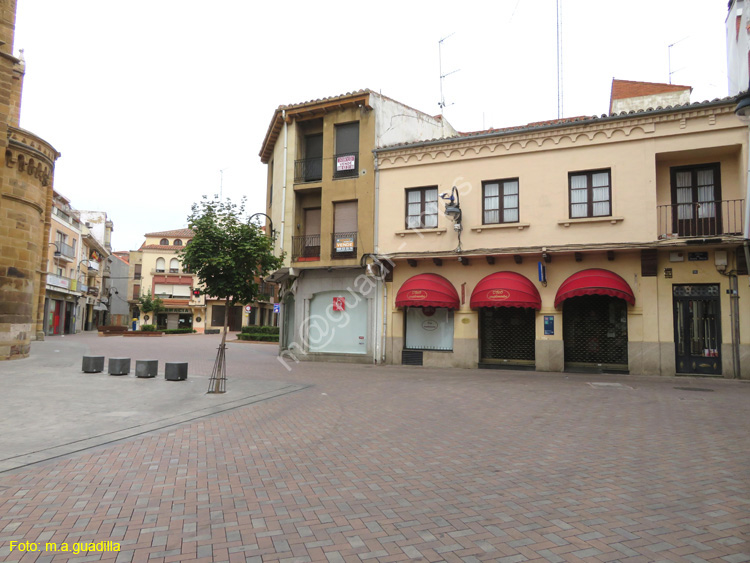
top-left (556, 0), bottom-right (563, 119)
top-left (668, 36), bottom-right (689, 84)
top-left (438, 33), bottom-right (460, 113)
top-left (216, 167), bottom-right (229, 199)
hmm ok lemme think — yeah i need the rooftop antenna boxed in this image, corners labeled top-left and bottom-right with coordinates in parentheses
top-left (556, 0), bottom-right (563, 119)
top-left (668, 36), bottom-right (688, 84)
top-left (439, 33), bottom-right (460, 113)
top-left (216, 167), bottom-right (229, 199)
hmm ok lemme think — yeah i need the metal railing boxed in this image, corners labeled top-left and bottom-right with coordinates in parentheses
top-left (291, 234), bottom-right (320, 262)
top-left (294, 158), bottom-right (323, 183)
top-left (333, 152), bottom-right (358, 179)
top-left (657, 199), bottom-right (744, 239)
top-left (56, 241), bottom-right (76, 259)
top-left (331, 231), bottom-right (357, 258)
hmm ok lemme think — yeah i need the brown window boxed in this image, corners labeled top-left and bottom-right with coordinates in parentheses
top-left (133, 264), bottom-right (142, 280)
top-left (569, 169), bottom-right (611, 218)
top-left (333, 122), bottom-right (359, 178)
top-left (160, 238), bottom-right (169, 245)
top-left (133, 284), bottom-right (140, 300)
top-left (483, 179), bottom-right (519, 224)
top-left (405, 187), bottom-right (438, 229)
top-left (173, 239), bottom-right (183, 246)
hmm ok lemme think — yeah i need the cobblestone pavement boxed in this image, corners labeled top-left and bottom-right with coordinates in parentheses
top-left (0, 332), bottom-right (748, 562)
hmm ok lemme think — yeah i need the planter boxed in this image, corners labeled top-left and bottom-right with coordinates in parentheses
top-left (123, 331), bottom-right (164, 337)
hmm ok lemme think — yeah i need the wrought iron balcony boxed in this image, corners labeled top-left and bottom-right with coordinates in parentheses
top-left (657, 199), bottom-right (744, 239)
top-left (333, 152), bottom-right (358, 179)
top-left (331, 232), bottom-right (357, 259)
top-left (291, 234), bottom-right (320, 262)
top-left (294, 158), bottom-right (323, 183)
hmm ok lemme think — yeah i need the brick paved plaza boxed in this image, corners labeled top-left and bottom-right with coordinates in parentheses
top-left (0, 332), bottom-right (748, 562)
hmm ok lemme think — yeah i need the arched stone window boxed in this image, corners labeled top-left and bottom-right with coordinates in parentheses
top-left (156, 257), bottom-right (165, 272)
top-left (174, 239), bottom-right (183, 246)
top-left (160, 238), bottom-right (169, 245)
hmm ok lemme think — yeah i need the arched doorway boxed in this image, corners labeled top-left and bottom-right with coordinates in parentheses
top-left (556, 269), bottom-right (634, 373)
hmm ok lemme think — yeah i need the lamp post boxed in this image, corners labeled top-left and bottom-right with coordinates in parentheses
top-left (248, 213), bottom-right (275, 238)
top-left (49, 242), bottom-right (61, 258)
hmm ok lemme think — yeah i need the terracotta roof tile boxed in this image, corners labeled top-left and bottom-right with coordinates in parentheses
top-left (140, 244), bottom-right (186, 251)
top-left (610, 79), bottom-right (691, 101)
top-left (144, 228), bottom-right (194, 238)
top-left (376, 95), bottom-right (738, 152)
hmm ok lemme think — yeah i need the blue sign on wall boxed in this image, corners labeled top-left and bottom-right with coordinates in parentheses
top-left (273, 303), bottom-right (280, 314)
top-left (544, 315), bottom-right (554, 335)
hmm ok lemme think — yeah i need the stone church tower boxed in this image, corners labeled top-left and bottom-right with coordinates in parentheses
top-left (0, 0), bottom-right (60, 359)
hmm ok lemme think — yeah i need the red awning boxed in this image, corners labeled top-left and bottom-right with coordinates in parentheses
top-left (395, 273), bottom-right (460, 309)
top-left (470, 271), bottom-right (541, 310)
top-left (554, 268), bottom-right (635, 308)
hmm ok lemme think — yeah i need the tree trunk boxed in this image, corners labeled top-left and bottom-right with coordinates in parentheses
top-left (208, 296), bottom-right (231, 394)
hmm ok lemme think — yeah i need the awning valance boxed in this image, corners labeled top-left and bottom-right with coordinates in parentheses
top-left (395, 273), bottom-right (460, 309)
top-left (554, 268), bottom-right (635, 308)
top-left (470, 272), bottom-right (541, 310)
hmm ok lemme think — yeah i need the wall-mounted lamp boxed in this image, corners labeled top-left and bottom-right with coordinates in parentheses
top-left (49, 243), bottom-right (61, 258)
top-left (248, 213), bottom-right (276, 239)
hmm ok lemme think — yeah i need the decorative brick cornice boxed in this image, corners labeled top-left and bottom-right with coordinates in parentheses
top-left (377, 104), bottom-right (739, 167)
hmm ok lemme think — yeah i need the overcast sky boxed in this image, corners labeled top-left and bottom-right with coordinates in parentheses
top-left (14, 1), bottom-right (732, 252)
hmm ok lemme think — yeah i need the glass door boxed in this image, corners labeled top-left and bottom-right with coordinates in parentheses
top-left (673, 285), bottom-right (722, 375)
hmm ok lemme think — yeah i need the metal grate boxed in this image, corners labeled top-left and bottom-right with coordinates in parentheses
top-left (402, 350), bottom-right (423, 366)
top-left (480, 307), bottom-right (535, 362)
top-left (563, 295), bottom-right (628, 366)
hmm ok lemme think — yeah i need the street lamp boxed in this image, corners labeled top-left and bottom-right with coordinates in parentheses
top-left (49, 242), bottom-right (61, 258)
top-left (248, 212), bottom-right (275, 238)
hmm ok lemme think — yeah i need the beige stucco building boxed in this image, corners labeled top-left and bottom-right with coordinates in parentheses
top-left (0, 0), bottom-right (60, 359)
top-left (262, 89), bottom-right (456, 362)
top-left (373, 84), bottom-right (750, 378)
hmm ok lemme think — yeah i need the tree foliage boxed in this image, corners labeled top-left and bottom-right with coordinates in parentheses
top-left (179, 196), bottom-right (283, 306)
top-left (138, 290), bottom-right (164, 316)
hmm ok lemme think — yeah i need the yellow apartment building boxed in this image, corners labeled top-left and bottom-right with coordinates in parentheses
top-left (373, 81), bottom-right (749, 378)
top-left (262, 89), bottom-right (456, 362)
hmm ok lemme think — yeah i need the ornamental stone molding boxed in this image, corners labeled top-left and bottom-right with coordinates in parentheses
top-left (377, 105), bottom-right (738, 168)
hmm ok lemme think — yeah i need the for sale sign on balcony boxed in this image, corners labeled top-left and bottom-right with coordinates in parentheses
top-left (336, 155), bottom-right (355, 171)
top-left (335, 235), bottom-right (354, 252)
top-left (332, 297), bottom-right (345, 311)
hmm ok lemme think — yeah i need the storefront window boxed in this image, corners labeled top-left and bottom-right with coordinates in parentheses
top-left (156, 313), bottom-right (168, 330)
top-left (178, 313), bottom-right (193, 329)
top-left (405, 307), bottom-right (453, 351)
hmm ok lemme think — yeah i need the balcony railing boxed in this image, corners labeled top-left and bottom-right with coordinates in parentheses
top-left (47, 274), bottom-right (76, 291)
top-left (333, 152), bottom-right (358, 179)
top-left (56, 241), bottom-right (76, 259)
top-left (331, 231), bottom-right (357, 259)
top-left (657, 199), bottom-right (744, 239)
top-left (294, 158), bottom-right (323, 183)
top-left (291, 234), bottom-right (320, 262)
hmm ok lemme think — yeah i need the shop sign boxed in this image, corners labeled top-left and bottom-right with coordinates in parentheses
top-left (336, 155), bottom-right (355, 171)
top-left (422, 320), bottom-right (438, 331)
top-left (47, 274), bottom-right (71, 290)
top-left (332, 296), bottom-right (345, 311)
top-left (407, 290), bottom-right (428, 300)
top-left (487, 289), bottom-right (510, 301)
top-left (273, 303), bottom-right (280, 313)
top-left (688, 252), bottom-right (709, 261)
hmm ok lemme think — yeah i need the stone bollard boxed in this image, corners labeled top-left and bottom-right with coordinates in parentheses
top-left (108, 357), bottom-right (131, 376)
top-left (165, 362), bottom-right (188, 381)
top-left (82, 356), bottom-right (105, 373)
top-left (135, 359), bottom-right (158, 378)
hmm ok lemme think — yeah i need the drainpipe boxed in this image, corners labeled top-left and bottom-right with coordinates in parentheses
top-left (730, 273), bottom-right (741, 379)
top-left (373, 152), bottom-right (381, 364)
top-left (280, 110), bottom-right (288, 253)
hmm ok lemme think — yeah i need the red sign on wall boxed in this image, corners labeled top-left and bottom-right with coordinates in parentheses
top-left (332, 297), bottom-right (345, 311)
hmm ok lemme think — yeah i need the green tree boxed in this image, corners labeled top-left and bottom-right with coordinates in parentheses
top-left (138, 290), bottom-right (164, 326)
top-left (179, 196), bottom-right (283, 393)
